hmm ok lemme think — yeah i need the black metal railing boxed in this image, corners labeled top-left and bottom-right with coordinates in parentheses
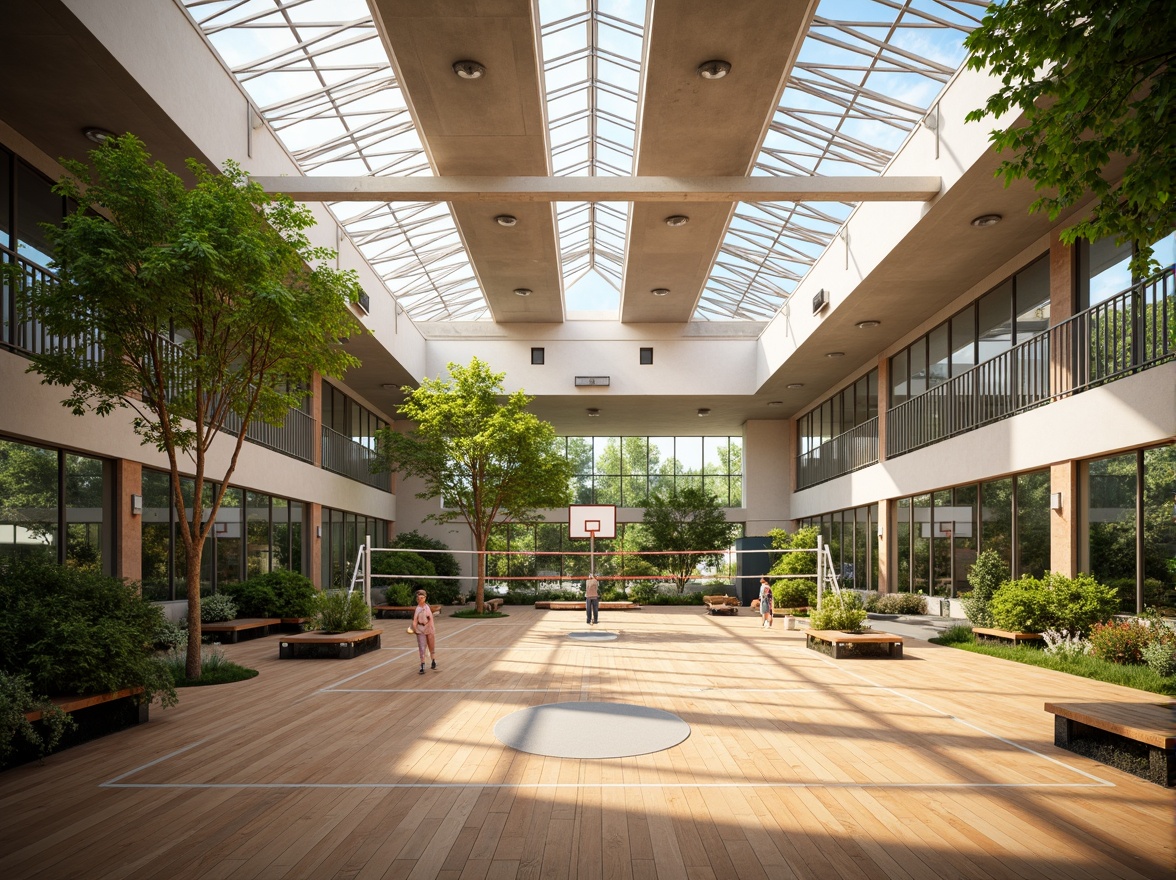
top-left (1, 247), bottom-right (103, 365)
top-left (797, 417), bottom-right (879, 489)
top-left (887, 267), bottom-right (1175, 457)
top-left (322, 425), bottom-right (389, 490)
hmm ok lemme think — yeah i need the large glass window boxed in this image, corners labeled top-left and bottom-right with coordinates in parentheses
top-left (15, 161), bottom-right (63, 268)
top-left (64, 453), bottom-right (105, 570)
top-left (0, 437), bottom-right (59, 563)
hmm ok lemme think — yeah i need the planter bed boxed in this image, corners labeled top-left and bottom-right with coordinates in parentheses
top-left (9, 687), bottom-right (147, 769)
top-left (279, 629), bottom-right (381, 659)
top-left (203, 618), bottom-right (281, 644)
top-left (1046, 701), bottom-right (1176, 787)
top-left (972, 626), bottom-right (1043, 645)
top-left (806, 630), bottom-right (904, 659)
top-left (542, 601), bottom-right (641, 611)
top-left (373, 604), bottom-right (441, 620)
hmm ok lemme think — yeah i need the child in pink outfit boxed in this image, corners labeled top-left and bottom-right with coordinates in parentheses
top-left (411, 590), bottom-right (437, 674)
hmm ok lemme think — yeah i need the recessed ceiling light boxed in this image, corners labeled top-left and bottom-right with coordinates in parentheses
top-left (586, 408), bottom-right (600, 417)
top-left (513, 288), bottom-right (532, 297)
top-left (650, 288), bottom-right (670, 296)
top-left (697, 408), bottom-right (711, 417)
top-left (380, 383), bottom-right (398, 390)
top-left (767, 400), bottom-right (784, 406)
top-left (696, 60), bottom-right (731, 80)
top-left (970, 214), bottom-right (1002, 228)
top-left (664, 215), bottom-right (689, 227)
top-left (495, 214), bottom-right (517, 227)
top-left (855, 320), bottom-right (881, 329)
top-left (826, 351), bottom-right (845, 358)
top-left (787, 383), bottom-right (804, 389)
top-left (83, 127), bottom-right (115, 144)
top-left (452, 60), bottom-right (485, 79)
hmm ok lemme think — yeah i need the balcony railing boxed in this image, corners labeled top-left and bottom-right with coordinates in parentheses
top-left (321, 425), bottom-right (389, 491)
top-left (797, 417), bottom-right (879, 489)
top-left (2, 248), bottom-right (103, 366)
top-left (888, 266), bottom-right (1174, 457)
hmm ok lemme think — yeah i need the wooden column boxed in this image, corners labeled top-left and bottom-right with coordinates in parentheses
top-left (1049, 229), bottom-right (1077, 393)
top-left (876, 497), bottom-right (891, 593)
top-left (876, 355), bottom-right (890, 462)
top-left (310, 372), bottom-right (323, 468)
top-left (308, 502), bottom-right (323, 589)
top-left (116, 459), bottom-right (142, 585)
top-left (1051, 461), bottom-right (1078, 577)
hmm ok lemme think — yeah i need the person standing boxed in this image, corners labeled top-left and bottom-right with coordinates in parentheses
top-left (411, 589), bottom-right (437, 674)
top-left (585, 571), bottom-right (600, 625)
top-left (759, 577), bottom-right (774, 628)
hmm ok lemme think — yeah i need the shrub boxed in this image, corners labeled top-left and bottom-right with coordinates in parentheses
top-left (0, 671), bottom-right (76, 764)
top-left (314, 590), bottom-right (372, 633)
top-left (935, 625), bottom-right (975, 645)
top-left (153, 616), bottom-right (187, 651)
top-left (1041, 628), bottom-right (1092, 662)
top-left (1088, 619), bottom-right (1152, 665)
top-left (961, 549), bottom-right (1006, 627)
top-left (200, 593), bottom-right (238, 624)
top-left (238, 570), bottom-right (318, 619)
top-left (767, 527), bottom-right (818, 596)
top-left (1142, 640), bottom-right (1176, 677)
top-left (808, 591), bottom-right (867, 632)
top-left (869, 593), bottom-right (926, 615)
top-left (629, 582), bottom-right (661, 604)
top-left (219, 579), bottom-right (276, 618)
top-left (390, 531), bottom-right (462, 602)
top-left (372, 549), bottom-right (435, 597)
top-left (0, 559), bottom-right (177, 707)
top-left (990, 572), bottom-right (1117, 634)
top-left (382, 581), bottom-right (415, 607)
top-left (772, 578), bottom-right (815, 609)
top-left (642, 591), bottom-right (705, 606)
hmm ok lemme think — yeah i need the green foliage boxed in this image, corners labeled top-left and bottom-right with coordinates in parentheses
top-left (863, 592), bottom-right (927, 615)
top-left (390, 531), bottom-right (462, 601)
top-left (153, 616), bottom-right (187, 651)
top-left (162, 647), bottom-right (258, 687)
top-left (200, 593), bottom-right (238, 624)
top-left (0, 559), bottom-right (176, 706)
top-left (1089, 619), bottom-right (1153, 665)
top-left (772, 578), bottom-right (815, 609)
top-left (936, 625), bottom-right (976, 645)
top-left (314, 590), bottom-right (372, 633)
top-left (961, 549), bottom-right (1007, 627)
top-left (450, 610), bottom-right (508, 619)
top-left (628, 582), bottom-right (660, 604)
top-left (372, 550), bottom-right (435, 599)
top-left (219, 579), bottom-right (276, 619)
top-left (964, 0), bottom-right (1176, 279)
top-left (382, 581), bottom-right (416, 607)
top-left (767, 527), bottom-right (818, 597)
top-left (0, 671), bottom-right (76, 764)
top-left (374, 358), bottom-right (573, 611)
top-left (254, 570), bottom-right (318, 619)
top-left (1142, 640), bottom-right (1176, 677)
top-left (630, 589), bottom-right (704, 606)
top-left (990, 572), bottom-right (1118, 633)
top-left (808, 591), bottom-right (867, 632)
top-left (12, 133), bottom-right (363, 679)
top-left (638, 486), bottom-right (737, 593)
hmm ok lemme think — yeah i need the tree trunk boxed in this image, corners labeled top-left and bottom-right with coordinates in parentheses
top-left (184, 543), bottom-right (204, 680)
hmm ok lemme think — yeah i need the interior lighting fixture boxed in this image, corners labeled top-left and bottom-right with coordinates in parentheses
top-left (697, 408), bottom-right (711, 417)
top-left (453, 60), bottom-right (485, 79)
top-left (855, 320), bottom-right (881, 329)
top-left (825, 351), bottom-right (845, 358)
top-left (767, 401), bottom-right (783, 406)
top-left (650, 288), bottom-right (670, 296)
top-left (786, 383), bottom-right (804, 389)
top-left (664, 215), bottom-right (690, 227)
top-left (586, 408), bottom-right (600, 417)
top-left (696, 60), bottom-right (731, 80)
top-left (513, 288), bottom-right (532, 297)
top-left (83, 127), bottom-right (115, 144)
top-left (970, 214), bottom-right (1002, 228)
top-left (380, 383), bottom-right (398, 390)
top-left (495, 214), bottom-right (518, 227)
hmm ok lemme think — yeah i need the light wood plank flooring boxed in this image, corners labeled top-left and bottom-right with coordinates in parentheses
top-left (1, 607), bottom-right (1173, 879)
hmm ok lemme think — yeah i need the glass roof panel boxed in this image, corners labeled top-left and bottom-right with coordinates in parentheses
top-left (693, 0), bottom-right (985, 320)
top-left (180, 0), bottom-right (489, 321)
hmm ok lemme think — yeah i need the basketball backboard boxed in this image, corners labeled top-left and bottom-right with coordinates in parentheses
top-left (568, 504), bottom-right (617, 539)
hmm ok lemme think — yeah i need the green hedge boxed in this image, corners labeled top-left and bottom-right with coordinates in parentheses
top-left (221, 570), bottom-right (318, 619)
top-left (990, 572), bottom-right (1118, 633)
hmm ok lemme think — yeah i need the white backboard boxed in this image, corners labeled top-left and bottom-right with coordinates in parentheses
top-left (569, 504), bottom-right (617, 539)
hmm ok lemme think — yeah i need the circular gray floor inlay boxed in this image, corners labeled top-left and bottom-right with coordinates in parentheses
top-left (494, 701), bottom-right (691, 758)
top-left (567, 630), bottom-right (618, 641)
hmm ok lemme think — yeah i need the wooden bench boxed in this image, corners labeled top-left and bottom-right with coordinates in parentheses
top-left (972, 627), bottom-right (1043, 645)
top-left (703, 595), bottom-right (740, 615)
top-left (202, 618), bottom-right (281, 644)
top-left (23, 686), bottom-right (147, 724)
top-left (279, 629), bottom-right (382, 659)
top-left (1046, 701), bottom-right (1176, 787)
top-left (373, 604), bottom-right (441, 619)
top-left (544, 601), bottom-right (641, 611)
top-left (806, 629), bottom-right (904, 659)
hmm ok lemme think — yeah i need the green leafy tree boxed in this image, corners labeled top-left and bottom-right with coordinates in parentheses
top-left (768, 526), bottom-right (819, 603)
top-left (964, 0), bottom-right (1176, 279)
top-left (374, 358), bottom-right (574, 612)
top-left (13, 134), bottom-right (362, 679)
top-left (638, 486), bottom-right (737, 593)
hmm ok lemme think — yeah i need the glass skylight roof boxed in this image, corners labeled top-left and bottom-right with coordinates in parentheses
top-left (695, 0), bottom-right (985, 320)
top-left (181, 0), bottom-right (982, 325)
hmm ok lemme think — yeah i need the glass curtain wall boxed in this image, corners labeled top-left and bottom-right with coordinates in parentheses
top-left (1084, 443), bottom-right (1176, 613)
top-left (321, 507), bottom-right (389, 589)
top-left (890, 469), bottom-right (1048, 596)
top-left (141, 467), bottom-right (306, 601)
top-left (796, 370), bottom-right (879, 456)
top-left (796, 503), bottom-right (880, 591)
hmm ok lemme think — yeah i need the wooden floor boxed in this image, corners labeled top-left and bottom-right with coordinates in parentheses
top-left (1, 607), bottom-right (1173, 879)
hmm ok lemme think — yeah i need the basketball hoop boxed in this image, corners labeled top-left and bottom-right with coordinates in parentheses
top-left (569, 505), bottom-right (616, 577)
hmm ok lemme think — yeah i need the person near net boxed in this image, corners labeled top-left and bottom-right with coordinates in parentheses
top-left (411, 589), bottom-right (437, 674)
top-left (585, 571), bottom-right (600, 625)
top-left (759, 576), bottom-right (774, 628)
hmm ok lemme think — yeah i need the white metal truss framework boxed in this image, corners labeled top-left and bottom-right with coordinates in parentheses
top-left (539, 0), bottom-right (647, 295)
top-left (179, 0), bottom-right (982, 324)
top-left (695, 0), bottom-right (986, 320)
top-left (178, 0), bottom-right (490, 321)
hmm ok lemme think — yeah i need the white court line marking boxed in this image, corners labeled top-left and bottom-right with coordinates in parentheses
top-left (329, 688), bottom-right (561, 694)
top-left (98, 620), bottom-right (1116, 792)
top-left (322, 622), bottom-right (480, 689)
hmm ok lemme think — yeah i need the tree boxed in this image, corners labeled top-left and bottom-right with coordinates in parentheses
top-left (638, 486), bottom-right (737, 593)
top-left (964, 0), bottom-right (1176, 279)
top-left (15, 134), bottom-right (363, 679)
top-left (374, 358), bottom-right (574, 612)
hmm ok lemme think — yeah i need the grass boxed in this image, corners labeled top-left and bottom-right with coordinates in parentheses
top-left (451, 610), bottom-right (508, 619)
top-left (163, 648), bottom-right (259, 687)
top-left (931, 629), bottom-right (1176, 695)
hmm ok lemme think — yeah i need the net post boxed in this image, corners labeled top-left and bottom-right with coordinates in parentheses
top-left (364, 534), bottom-right (372, 607)
top-left (816, 532), bottom-right (823, 610)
